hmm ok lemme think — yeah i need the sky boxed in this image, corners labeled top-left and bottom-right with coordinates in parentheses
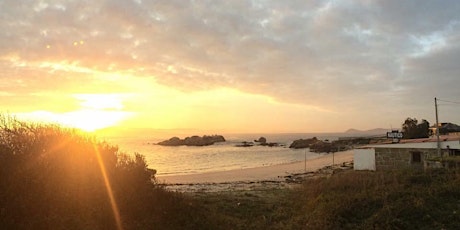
top-left (1, 0), bottom-right (460, 134)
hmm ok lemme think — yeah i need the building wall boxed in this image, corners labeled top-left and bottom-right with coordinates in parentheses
top-left (354, 148), bottom-right (376, 171)
top-left (375, 148), bottom-right (438, 170)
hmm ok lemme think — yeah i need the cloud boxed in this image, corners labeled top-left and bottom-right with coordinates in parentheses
top-left (1, 0), bottom-right (460, 126)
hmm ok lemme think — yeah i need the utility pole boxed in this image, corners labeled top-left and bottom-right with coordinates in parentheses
top-left (435, 97), bottom-right (441, 158)
top-left (332, 151), bottom-right (335, 166)
top-left (304, 149), bottom-right (307, 172)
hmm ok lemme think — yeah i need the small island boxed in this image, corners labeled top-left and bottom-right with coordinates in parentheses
top-left (157, 135), bottom-right (226, 146)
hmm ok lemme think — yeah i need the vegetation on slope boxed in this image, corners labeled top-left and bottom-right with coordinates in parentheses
top-left (193, 169), bottom-right (460, 230)
top-left (0, 115), bottom-right (216, 229)
top-left (2, 114), bottom-right (460, 229)
top-left (292, 169), bottom-right (460, 229)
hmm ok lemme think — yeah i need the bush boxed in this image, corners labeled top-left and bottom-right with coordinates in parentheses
top-left (0, 115), bottom-right (157, 229)
top-left (0, 115), bottom-right (225, 229)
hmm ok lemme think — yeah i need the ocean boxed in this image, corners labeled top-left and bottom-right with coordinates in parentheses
top-left (104, 132), bottom-right (349, 176)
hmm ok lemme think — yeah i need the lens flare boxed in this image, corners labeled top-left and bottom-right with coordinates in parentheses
top-left (94, 145), bottom-right (123, 230)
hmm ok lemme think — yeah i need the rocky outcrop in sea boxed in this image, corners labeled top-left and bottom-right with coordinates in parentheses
top-left (235, 137), bottom-right (282, 147)
top-left (289, 137), bottom-right (320, 149)
top-left (158, 135), bottom-right (226, 146)
top-left (289, 137), bottom-right (351, 153)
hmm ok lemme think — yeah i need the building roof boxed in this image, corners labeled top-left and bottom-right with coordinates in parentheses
top-left (399, 135), bottom-right (460, 144)
top-left (361, 135), bottom-right (460, 150)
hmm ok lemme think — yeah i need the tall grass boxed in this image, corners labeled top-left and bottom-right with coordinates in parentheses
top-left (290, 169), bottom-right (460, 229)
top-left (191, 169), bottom-right (460, 230)
top-left (0, 115), bottom-right (217, 229)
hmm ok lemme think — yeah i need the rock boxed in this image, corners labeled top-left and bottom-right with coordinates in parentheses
top-left (235, 141), bottom-right (254, 147)
top-left (157, 135), bottom-right (226, 146)
top-left (310, 141), bottom-right (339, 153)
top-left (259, 142), bottom-right (279, 147)
top-left (289, 137), bottom-right (319, 149)
top-left (184, 136), bottom-right (206, 146)
top-left (254, 137), bottom-right (280, 147)
top-left (255, 137), bottom-right (267, 144)
top-left (203, 135), bottom-right (225, 143)
top-left (157, 137), bottom-right (184, 146)
top-left (266, 142), bottom-right (279, 147)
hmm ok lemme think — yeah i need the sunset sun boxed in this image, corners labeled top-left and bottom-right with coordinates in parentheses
top-left (15, 93), bottom-right (134, 132)
top-left (62, 94), bottom-right (132, 132)
top-left (61, 109), bottom-right (131, 132)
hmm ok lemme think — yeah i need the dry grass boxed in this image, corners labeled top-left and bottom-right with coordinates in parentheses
top-left (2, 115), bottom-right (460, 229)
top-left (190, 169), bottom-right (460, 230)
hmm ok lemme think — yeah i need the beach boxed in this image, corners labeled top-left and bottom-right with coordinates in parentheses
top-left (156, 150), bottom-right (354, 192)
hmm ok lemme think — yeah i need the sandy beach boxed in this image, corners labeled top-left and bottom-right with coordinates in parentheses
top-left (157, 150), bottom-right (354, 184)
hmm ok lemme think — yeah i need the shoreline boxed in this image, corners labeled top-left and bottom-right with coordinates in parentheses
top-left (156, 150), bottom-right (354, 192)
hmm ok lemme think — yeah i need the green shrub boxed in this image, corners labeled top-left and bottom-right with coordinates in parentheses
top-left (0, 115), bottom-right (223, 229)
top-left (0, 115), bottom-right (156, 229)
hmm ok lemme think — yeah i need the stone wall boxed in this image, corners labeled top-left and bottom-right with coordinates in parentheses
top-left (375, 148), bottom-right (438, 170)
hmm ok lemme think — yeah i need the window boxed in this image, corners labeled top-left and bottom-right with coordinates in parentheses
top-left (411, 152), bottom-right (421, 163)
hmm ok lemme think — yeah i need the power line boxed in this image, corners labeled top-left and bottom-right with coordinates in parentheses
top-left (437, 98), bottom-right (460, 105)
top-left (437, 103), bottom-right (459, 106)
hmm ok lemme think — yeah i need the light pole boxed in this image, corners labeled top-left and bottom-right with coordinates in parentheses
top-left (435, 97), bottom-right (441, 158)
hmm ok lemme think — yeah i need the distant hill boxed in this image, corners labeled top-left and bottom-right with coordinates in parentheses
top-left (344, 128), bottom-right (388, 136)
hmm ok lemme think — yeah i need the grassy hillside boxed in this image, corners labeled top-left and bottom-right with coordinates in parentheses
top-left (1, 115), bottom-right (460, 229)
top-left (0, 115), bottom-right (217, 229)
top-left (192, 169), bottom-right (460, 229)
top-left (292, 169), bottom-right (460, 229)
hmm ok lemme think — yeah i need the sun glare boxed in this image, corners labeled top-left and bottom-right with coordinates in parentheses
top-left (61, 109), bottom-right (131, 132)
top-left (59, 94), bottom-right (133, 131)
top-left (74, 94), bottom-right (125, 110)
top-left (15, 94), bottom-right (133, 132)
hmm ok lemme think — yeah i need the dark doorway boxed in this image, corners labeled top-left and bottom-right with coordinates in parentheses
top-left (411, 152), bottom-right (422, 163)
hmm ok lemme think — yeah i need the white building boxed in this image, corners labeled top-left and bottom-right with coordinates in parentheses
top-left (354, 136), bottom-right (460, 171)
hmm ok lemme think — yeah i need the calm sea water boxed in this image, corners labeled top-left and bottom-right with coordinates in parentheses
top-left (105, 133), bottom-right (347, 176)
